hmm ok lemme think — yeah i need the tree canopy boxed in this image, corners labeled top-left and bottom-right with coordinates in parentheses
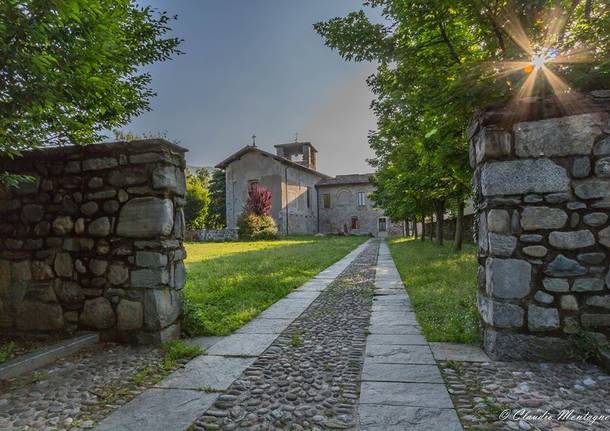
top-left (0, 0), bottom-right (182, 159)
top-left (315, 0), bottom-right (610, 245)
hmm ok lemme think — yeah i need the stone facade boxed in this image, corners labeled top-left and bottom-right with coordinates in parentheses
top-left (471, 92), bottom-right (610, 361)
top-left (317, 179), bottom-right (403, 237)
top-left (217, 143), bottom-right (403, 237)
top-left (0, 139), bottom-right (187, 344)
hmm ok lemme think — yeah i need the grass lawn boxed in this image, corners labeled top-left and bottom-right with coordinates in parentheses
top-left (183, 235), bottom-right (367, 336)
top-left (388, 238), bottom-right (480, 344)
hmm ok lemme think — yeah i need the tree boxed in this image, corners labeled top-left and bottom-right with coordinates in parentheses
top-left (316, 0), bottom-right (610, 250)
top-left (0, 1), bottom-right (182, 167)
top-left (237, 185), bottom-right (278, 240)
top-left (206, 169), bottom-right (226, 229)
top-left (184, 174), bottom-right (210, 230)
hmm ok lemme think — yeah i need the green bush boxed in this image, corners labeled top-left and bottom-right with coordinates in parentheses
top-left (237, 213), bottom-right (278, 240)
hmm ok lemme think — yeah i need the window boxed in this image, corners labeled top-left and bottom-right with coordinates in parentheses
top-left (357, 191), bottom-right (366, 206)
top-left (323, 193), bottom-right (331, 208)
top-left (247, 180), bottom-right (259, 192)
top-left (351, 216), bottom-right (359, 230)
top-left (379, 217), bottom-right (387, 232)
top-left (306, 187), bottom-right (311, 208)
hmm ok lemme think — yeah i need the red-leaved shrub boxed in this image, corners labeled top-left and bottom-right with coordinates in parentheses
top-left (244, 184), bottom-right (272, 216)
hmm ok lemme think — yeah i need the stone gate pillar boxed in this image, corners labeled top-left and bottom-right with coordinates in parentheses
top-left (470, 92), bottom-right (610, 361)
top-left (0, 139), bottom-right (187, 344)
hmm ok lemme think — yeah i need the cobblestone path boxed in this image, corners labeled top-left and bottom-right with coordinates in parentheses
top-left (192, 240), bottom-right (379, 431)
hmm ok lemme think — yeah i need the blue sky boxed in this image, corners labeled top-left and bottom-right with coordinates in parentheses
top-left (126, 1), bottom-right (380, 175)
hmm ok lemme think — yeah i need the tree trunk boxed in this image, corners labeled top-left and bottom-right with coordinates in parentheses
top-left (404, 219), bottom-right (410, 237)
top-left (420, 214), bottom-right (426, 241)
top-left (429, 211), bottom-right (434, 241)
top-left (453, 198), bottom-right (465, 251)
top-left (435, 201), bottom-right (444, 246)
top-left (413, 218), bottom-right (418, 239)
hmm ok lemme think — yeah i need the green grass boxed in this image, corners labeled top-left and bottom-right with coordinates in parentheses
top-left (0, 341), bottom-right (17, 363)
top-left (160, 340), bottom-right (204, 369)
top-left (183, 235), bottom-right (367, 336)
top-left (388, 238), bottom-right (480, 344)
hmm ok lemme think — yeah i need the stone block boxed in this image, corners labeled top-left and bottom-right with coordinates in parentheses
top-left (581, 314), bottom-right (610, 327)
top-left (152, 166), bottom-right (186, 195)
top-left (477, 212), bottom-right (488, 252)
top-left (54, 252), bottom-right (73, 278)
top-left (520, 207), bottom-right (567, 230)
top-left (132, 268), bottom-right (170, 288)
top-left (82, 157), bottom-right (118, 171)
top-left (528, 305), bottom-right (560, 331)
top-left (144, 289), bottom-right (181, 331)
top-left (108, 263), bottom-right (129, 285)
top-left (595, 157), bottom-right (610, 177)
top-left (594, 136), bottom-right (610, 155)
top-left (173, 208), bottom-right (185, 239)
top-left (480, 159), bottom-right (569, 196)
top-left (577, 252), bottom-right (606, 264)
top-left (54, 280), bottom-right (85, 306)
top-left (534, 291), bottom-right (554, 304)
top-left (483, 329), bottom-right (575, 361)
top-left (478, 294), bottom-right (524, 328)
top-left (89, 259), bottom-right (108, 276)
top-left (487, 209), bottom-right (510, 233)
top-left (549, 230), bottom-right (595, 250)
top-left (520, 234), bottom-right (542, 243)
top-left (16, 301), bottom-right (64, 331)
top-left (600, 226), bottom-right (610, 248)
top-left (81, 201), bottom-right (98, 216)
top-left (108, 167), bottom-right (148, 187)
top-left (572, 277), bottom-right (605, 292)
top-left (52, 216), bottom-right (73, 235)
top-left (116, 197), bottom-right (174, 238)
top-left (135, 252), bottom-right (168, 268)
top-left (117, 299), bottom-right (144, 331)
top-left (485, 258), bottom-right (531, 299)
top-left (21, 204), bottom-right (44, 223)
top-left (544, 255), bottom-right (587, 277)
top-left (583, 212), bottom-right (608, 226)
top-left (572, 157), bottom-right (591, 178)
top-left (172, 261), bottom-right (186, 290)
top-left (88, 177), bottom-right (104, 189)
top-left (475, 126), bottom-right (512, 163)
top-left (574, 180), bottom-right (610, 200)
top-left (88, 217), bottom-right (111, 237)
top-left (80, 297), bottom-right (116, 329)
top-left (523, 245), bottom-right (547, 258)
top-left (524, 194), bottom-right (543, 203)
top-left (74, 217), bottom-right (85, 234)
top-left (586, 295), bottom-right (610, 309)
top-left (545, 192), bottom-right (570, 204)
top-left (560, 295), bottom-right (578, 311)
top-left (567, 202), bottom-right (587, 210)
top-left (514, 112), bottom-right (605, 157)
top-left (487, 233), bottom-right (516, 257)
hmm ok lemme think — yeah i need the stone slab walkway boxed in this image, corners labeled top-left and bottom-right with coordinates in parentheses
top-left (95, 239), bottom-right (372, 431)
top-left (357, 241), bottom-right (463, 430)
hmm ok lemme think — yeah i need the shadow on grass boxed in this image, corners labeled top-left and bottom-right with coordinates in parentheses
top-left (183, 236), bottom-right (367, 336)
top-left (388, 238), bottom-right (481, 345)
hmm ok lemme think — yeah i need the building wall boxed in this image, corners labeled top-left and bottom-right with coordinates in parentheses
top-left (225, 151), bottom-right (321, 235)
top-left (317, 184), bottom-right (403, 236)
top-left (0, 140), bottom-right (187, 344)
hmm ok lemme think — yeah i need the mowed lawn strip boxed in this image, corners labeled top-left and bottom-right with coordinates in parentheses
top-left (388, 238), bottom-right (480, 344)
top-left (183, 236), bottom-right (367, 336)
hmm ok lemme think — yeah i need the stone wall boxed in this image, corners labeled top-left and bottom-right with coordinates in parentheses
top-left (471, 91), bottom-right (610, 361)
top-left (185, 229), bottom-right (238, 242)
top-left (0, 139), bottom-right (187, 344)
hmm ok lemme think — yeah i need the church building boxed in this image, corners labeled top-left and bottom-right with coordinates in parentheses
top-left (216, 141), bottom-right (404, 237)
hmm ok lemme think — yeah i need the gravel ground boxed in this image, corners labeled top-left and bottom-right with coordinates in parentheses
top-left (0, 342), bottom-right (170, 431)
top-left (440, 359), bottom-right (610, 431)
top-left (191, 240), bottom-right (379, 431)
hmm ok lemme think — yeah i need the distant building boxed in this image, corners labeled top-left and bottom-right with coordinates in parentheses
top-left (216, 142), bottom-right (403, 237)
